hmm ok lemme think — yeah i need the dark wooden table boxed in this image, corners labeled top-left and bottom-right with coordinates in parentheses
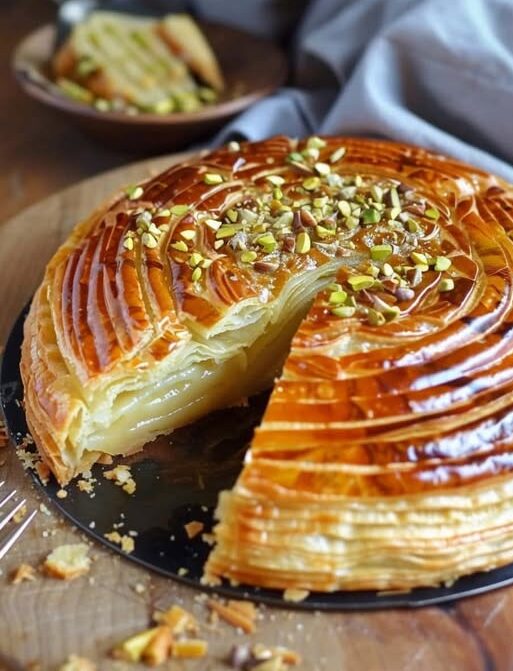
top-left (2, 2), bottom-right (513, 670)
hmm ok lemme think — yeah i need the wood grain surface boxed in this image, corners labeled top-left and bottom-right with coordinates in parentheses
top-left (2, 2), bottom-right (513, 671)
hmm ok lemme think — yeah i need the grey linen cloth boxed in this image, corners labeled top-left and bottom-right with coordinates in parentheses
top-left (188, 0), bottom-right (513, 182)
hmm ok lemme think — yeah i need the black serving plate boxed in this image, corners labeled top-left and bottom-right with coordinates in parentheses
top-left (4, 305), bottom-right (513, 610)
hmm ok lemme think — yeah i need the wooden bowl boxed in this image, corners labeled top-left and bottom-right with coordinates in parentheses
top-left (12, 23), bottom-right (287, 152)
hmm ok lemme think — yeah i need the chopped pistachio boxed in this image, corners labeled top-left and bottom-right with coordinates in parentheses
top-left (368, 308), bottom-right (386, 326)
top-left (366, 263), bottom-right (380, 278)
top-left (314, 162), bottom-right (331, 176)
top-left (439, 277), bottom-right (455, 292)
top-left (370, 185), bottom-right (383, 203)
top-left (151, 98), bottom-right (174, 114)
top-left (296, 231), bottom-right (311, 254)
top-left (362, 208), bottom-right (380, 225)
top-left (148, 223), bottom-right (161, 236)
top-left (216, 226), bottom-right (238, 239)
top-left (382, 263), bottom-right (394, 277)
top-left (171, 240), bottom-right (188, 252)
top-left (240, 250), bottom-right (258, 263)
top-left (214, 239), bottom-right (224, 250)
top-left (411, 251), bottom-right (428, 265)
top-left (370, 244), bottom-right (393, 261)
top-left (189, 253), bottom-right (203, 267)
top-left (302, 176), bottom-right (321, 191)
top-left (315, 224), bottom-right (333, 239)
top-left (306, 136), bottom-right (327, 150)
top-left (136, 211), bottom-right (152, 227)
top-left (348, 275), bottom-right (375, 291)
top-left (383, 305), bottom-right (401, 321)
top-left (340, 186), bottom-right (357, 199)
top-left (313, 196), bottom-right (329, 209)
top-left (256, 233), bottom-right (277, 252)
top-left (123, 237), bottom-right (134, 251)
top-left (226, 209), bottom-right (239, 223)
top-left (415, 263), bottom-right (429, 272)
top-left (337, 200), bottom-right (352, 217)
top-left (126, 185), bottom-right (144, 200)
top-left (345, 215), bottom-right (359, 230)
top-left (354, 175), bottom-right (363, 187)
top-left (227, 140), bottom-right (240, 152)
top-left (191, 267), bottom-right (202, 282)
top-left (434, 256), bottom-right (452, 271)
top-left (170, 204), bottom-right (189, 216)
top-left (273, 187), bottom-right (283, 200)
top-left (329, 290), bottom-right (348, 304)
top-left (328, 282), bottom-right (343, 292)
top-left (287, 151), bottom-right (304, 163)
top-left (275, 211), bottom-right (294, 228)
top-left (387, 187), bottom-right (401, 209)
top-left (142, 232), bottom-right (158, 249)
top-left (201, 258), bottom-right (213, 268)
top-left (94, 98), bottom-right (110, 112)
top-left (266, 175), bottom-right (285, 186)
top-left (57, 78), bottom-right (93, 103)
top-left (331, 306), bottom-right (356, 318)
top-left (330, 146), bottom-right (346, 163)
top-left (407, 219), bottom-right (422, 233)
top-left (204, 173), bottom-right (224, 185)
top-left (425, 207), bottom-right (440, 220)
top-left (388, 206), bottom-right (402, 220)
top-left (205, 218), bottom-right (222, 231)
top-left (303, 147), bottom-right (320, 161)
top-left (156, 209), bottom-right (171, 218)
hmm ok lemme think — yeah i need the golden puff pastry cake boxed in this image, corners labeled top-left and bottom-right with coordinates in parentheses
top-left (21, 135), bottom-right (513, 591)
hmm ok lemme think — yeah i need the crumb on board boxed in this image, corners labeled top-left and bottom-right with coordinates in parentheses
top-left (201, 532), bottom-right (215, 546)
top-left (13, 505), bottom-right (27, 524)
top-left (103, 464), bottom-right (137, 495)
top-left (207, 599), bottom-right (257, 634)
top-left (43, 543), bottom-right (91, 580)
top-left (39, 503), bottom-right (52, 516)
top-left (104, 530), bottom-right (135, 554)
top-left (228, 643), bottom-right (302, 670)
top-left (57, 489), bottom-right (68, 499)
top-left (134, 582), bottom-right (146, 594)
top-left (154, 605), bottom-right (198, 634)
top-left (283, 589), bottom-right (310, 603)
top-left (184, 520), bottom-right (204, 539)
top-left (57, 654), bottom-right (97, 671)
top-left (11, 563), bottom-right (37, 584)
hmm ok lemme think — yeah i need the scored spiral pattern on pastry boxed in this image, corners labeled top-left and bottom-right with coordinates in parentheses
top-left (21, 135), bottom-right (513, 591)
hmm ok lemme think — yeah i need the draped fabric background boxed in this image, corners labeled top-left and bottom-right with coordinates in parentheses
top-left (158, 0), bottom-right (513, 180)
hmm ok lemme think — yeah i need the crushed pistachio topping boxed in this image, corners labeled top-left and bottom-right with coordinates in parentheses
top-left (125, 185), bottom-right (144, 200)
top-left (204, 173), bottom-right (224, 185)
top-left (147, 138), bottom-right (456, 305)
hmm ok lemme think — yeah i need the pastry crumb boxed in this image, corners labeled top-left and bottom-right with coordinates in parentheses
top-left (184, 520), bottom-right (204, 539)
top-left (105, 530), bottom-right (135, 554)
top-left (11, 563), bottom-right (37, 584)
top-left (172, 639), bottom-right (208, 659)
top-left (56, 488), bottom-right (68, 499)
top-left (39, 503), bottom-right (52, 516)
top-left (283, 589), bottom-right (310, 603)
top-left (154, 605), bottom-right (198, 634)
top-left (207, 599), bottom-right (256, 634)
top-left (57, 655), bottom-right (96, 671)
top-left (104, 464), bottom-right (136, 495)
top-left (13, 505), bottom-right (27, 524)
top-left (134, 582), bottom-right (146, 594)
top-left (43, 543), bottom-right (91, 580)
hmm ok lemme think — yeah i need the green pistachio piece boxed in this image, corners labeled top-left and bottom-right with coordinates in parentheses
top-left (329, 290), bottom-right (348, 304)
top-left (126, 185), bottom-right (144, 200)
top-left (170, 204), bottom-right (189, 216)
top-left (330, 146), bottom-right (346, 163)
top-left (331, 306), bottom-right (356, 318)
top-left (411, 252), bottom-right (428, 265)
top-left (180, 229), bottom-right (196, 241)
top-left (370, 185), bottom-right (383, 203)
top-left (216, 226), bottom-right (238, 239)
top-left (204, 173), bottom-right (224, 185)
top-left (348, 275), bottom-right (375, 291)
top-left (439, 278), bottom-right (455, 292)
top-left (191, 267), bottom-right (202, 282)
top-left (170, 240), bottom-right (188, 252)
top-left (189, 253), bottom-right (203, 267)
top-left (314, 162), bottom-right (331, 176)
top-left (302, 177), bottom-right (321, 191)
top-left (362, 208), bottom-right (381, 225)
top-left (266, 175), bottom-right (285, 186)
top-left (425, 207), bottom-right (440, 220)
top-left (240, 250), bottom-right (258, 263)
top-left (296, 231), bottom-right (311, 254)
top-left (370, 244), bottom-right (393, 261)
top-left (306, 136), bottom-right (327, 150)
top-left (434, 256), bottom-right (452, 271)
top-left (337, 200), bottom-right (352, 217)
top-left (368, 308), bottom-right (386, 326)
top-left (205, 218), bottom-right (222, 231)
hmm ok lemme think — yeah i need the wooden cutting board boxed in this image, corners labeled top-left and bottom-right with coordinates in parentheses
top-left (0, 155), bottom-right (512, 671)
